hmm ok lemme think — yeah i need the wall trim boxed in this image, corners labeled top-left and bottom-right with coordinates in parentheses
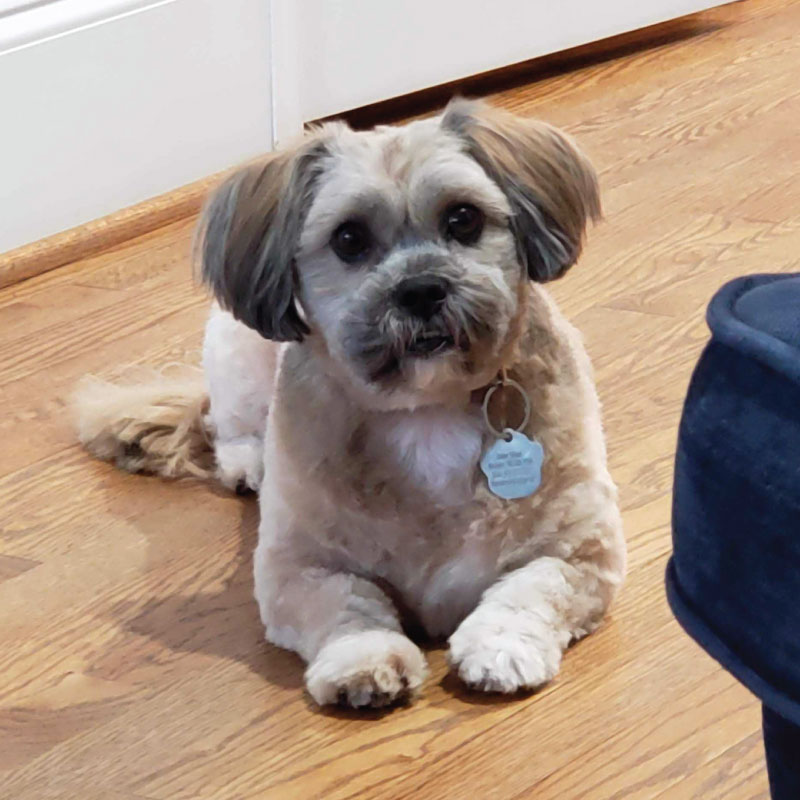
top-left (0, 172), bottom-right (220, 290)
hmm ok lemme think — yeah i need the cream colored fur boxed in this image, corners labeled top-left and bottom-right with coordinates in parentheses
top-left (73, 370), bottom-right (213, 479)
top-left (75, 99), bottom-right (625, 709)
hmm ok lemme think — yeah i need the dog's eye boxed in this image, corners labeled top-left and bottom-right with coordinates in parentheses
top-left (331, 221), bottom-right (372, 264)
top-left (443, 203), bottom-right (484, 245)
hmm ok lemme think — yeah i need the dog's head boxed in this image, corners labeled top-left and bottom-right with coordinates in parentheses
top-left (198, 98), bottom-right (599, 409)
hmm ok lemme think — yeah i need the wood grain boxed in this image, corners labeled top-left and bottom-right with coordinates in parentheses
top-left (3, 0), bottom-right (795, 796)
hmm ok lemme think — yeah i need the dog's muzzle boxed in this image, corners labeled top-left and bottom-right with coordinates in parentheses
top-left (394, 275), bottom-right (460, 358)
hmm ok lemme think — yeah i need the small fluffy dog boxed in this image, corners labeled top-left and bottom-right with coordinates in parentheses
top-left (76, 98), bottom-right (625, 708)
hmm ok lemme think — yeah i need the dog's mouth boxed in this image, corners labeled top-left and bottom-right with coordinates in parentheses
top-left (405, 332), bottom-right (455, 357)
top-left (364, 330), bottom-right (463, 382)
top-left (350, 313), bottom-right (477, 384)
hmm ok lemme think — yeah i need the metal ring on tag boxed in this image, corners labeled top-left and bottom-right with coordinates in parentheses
top-left (482, 378), bottom-right (531, 439)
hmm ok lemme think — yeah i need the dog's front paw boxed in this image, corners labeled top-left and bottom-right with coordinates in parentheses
top-left (448, 618), bottom-right (563, 694)
top-left (214, 437), bottom-right (263, 493)
top-left (305, 631), bottom-right (427, 708)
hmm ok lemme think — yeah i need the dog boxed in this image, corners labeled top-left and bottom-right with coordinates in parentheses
top-left (75, 98), bottom-right (625, 708)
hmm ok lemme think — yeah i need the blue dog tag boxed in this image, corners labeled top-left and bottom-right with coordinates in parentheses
top-left (480, 430), bottom-right (544, 500)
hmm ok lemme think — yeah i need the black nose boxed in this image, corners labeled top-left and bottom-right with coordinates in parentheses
top-left (394, 276), bottom-right (449, 320)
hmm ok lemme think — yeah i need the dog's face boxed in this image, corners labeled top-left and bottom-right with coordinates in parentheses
top-left (199, 99), bottom-right (599, 409)
top-left (295, 116), bottom-right (522, 408)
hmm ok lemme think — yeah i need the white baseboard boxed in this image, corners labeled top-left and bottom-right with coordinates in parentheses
top-left (0, 0), bottom-right (274, 253)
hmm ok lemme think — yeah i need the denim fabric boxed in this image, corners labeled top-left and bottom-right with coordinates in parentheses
top-left (667, 274), bottom-right (800, 798)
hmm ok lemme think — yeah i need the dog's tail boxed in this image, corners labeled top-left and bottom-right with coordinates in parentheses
top-left (72, 368), bottom-right (214, 480)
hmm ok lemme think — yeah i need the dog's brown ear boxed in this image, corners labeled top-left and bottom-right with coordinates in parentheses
top-left (443, 98), bottom-right (600, 282)
top-left (196, 134), bottom-right (329, 341)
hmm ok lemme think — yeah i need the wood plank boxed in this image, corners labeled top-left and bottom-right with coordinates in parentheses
top-left (0, 554), bottom-right (40, 585)
top-left (3, 0), bottom-right (794, 797)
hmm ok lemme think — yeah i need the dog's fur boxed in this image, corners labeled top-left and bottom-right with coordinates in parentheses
top-left (75, 99), bottom-right (625, 707)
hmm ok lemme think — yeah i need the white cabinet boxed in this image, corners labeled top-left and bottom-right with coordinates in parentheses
top-left (275, 0), bottom-right (734, 138)
top-left (0, 0), bottom-right (274, 254)
top-left (0, 0), bottom-right (734, 253)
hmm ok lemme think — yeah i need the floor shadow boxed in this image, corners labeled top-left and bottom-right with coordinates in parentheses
top-left (438, 671), bottom-right (539, 707)
top-left (314, 695), bottom-right (415, 721)
top-left (115, 494), bottom-right (305, 691)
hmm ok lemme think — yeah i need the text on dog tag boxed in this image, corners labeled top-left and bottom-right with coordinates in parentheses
top-left (480, 430), bottom-right (544, 500)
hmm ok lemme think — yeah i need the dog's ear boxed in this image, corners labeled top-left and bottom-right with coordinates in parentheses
top-left (196, 135), bottom-right (329, 341)
top-left (442, 98), bottom-right (600, 282)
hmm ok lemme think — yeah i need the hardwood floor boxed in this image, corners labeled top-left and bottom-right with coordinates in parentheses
top-left (2, 1), bottom-right (796, 796)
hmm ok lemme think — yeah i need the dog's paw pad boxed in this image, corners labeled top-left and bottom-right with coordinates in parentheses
top-left (448, 627), bottom-right (561, 694)
top-left (306, 631), bottom-right (426, 708)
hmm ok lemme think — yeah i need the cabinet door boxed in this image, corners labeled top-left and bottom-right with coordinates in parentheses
top-left (273, 0), bottom-right (735, 133)
top-left (0, 0), bottom-right (274, 253)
